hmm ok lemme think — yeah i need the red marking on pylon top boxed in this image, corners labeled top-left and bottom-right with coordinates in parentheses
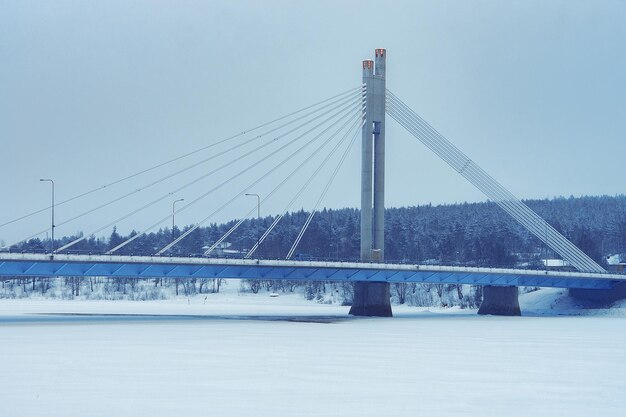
top-left (375, 49), bottom-right (386, 57)
top-left (363, 60), bottom-right (373, 69)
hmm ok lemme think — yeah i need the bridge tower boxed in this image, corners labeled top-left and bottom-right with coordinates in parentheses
top-left (349, 49), bottom-right (393, 317)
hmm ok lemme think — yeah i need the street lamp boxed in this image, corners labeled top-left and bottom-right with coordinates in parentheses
top-left (172, 199), bottom-right (185, 235)
top-left (39, 179), bottom-right (55, 256)
top-left (245, 193), bottom-right (260, 257)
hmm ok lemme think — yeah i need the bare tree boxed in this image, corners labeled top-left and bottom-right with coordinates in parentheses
top-left (394, 282), bottom-right (409, 304)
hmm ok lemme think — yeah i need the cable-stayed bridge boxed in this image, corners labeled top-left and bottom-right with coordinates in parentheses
top-left (1, 49), bottom-right (624, 315)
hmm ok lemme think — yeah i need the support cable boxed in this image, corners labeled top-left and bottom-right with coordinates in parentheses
top-left (385, 96), bottom-right (602, 272)
top-left (286, 118), bottom-right (364, 260)
top-left (0, 86), bottom-right (363, 231)
top-left (385, 98), bottom-right (600, 272)
top-left (9, 92), bottom-right (363, 252)
top-left (157, 103), bottom-right (366, 256)
top-left (3, 89), bottom-right (364, 250)
top-left (385, 96), bottom-right (581, 263)
top-left (205, 109), bottom-right (365, 257)
top-left (244, 108), bottom-right (365, 259)
top-left (93, 98), bottom-right (365, 255)
top-left (386, 95), bottom-right (599, 271)
top-left (385, 90), bottom-right (605, 273)
top-left (52, 95), bottom-right (364, 254)
top-left (109, 100), bottom-right (365, 255)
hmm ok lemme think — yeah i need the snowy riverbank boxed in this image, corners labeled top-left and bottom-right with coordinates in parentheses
top-left (1, 283), bottom-right (625, 318)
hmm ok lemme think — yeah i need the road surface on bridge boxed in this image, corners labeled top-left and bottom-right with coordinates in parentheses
top-left (0, 253), bottom-right (622, 290)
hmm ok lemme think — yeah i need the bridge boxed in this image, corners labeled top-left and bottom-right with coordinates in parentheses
top-left (0, 253), bottom-right (620, 291)
top-left (1, 49), bottom-right (624, 316)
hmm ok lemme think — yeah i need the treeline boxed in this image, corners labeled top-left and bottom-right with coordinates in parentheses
top-left (13, 194), bottom-right (626, 266)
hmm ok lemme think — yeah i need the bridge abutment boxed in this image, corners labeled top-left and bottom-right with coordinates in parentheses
top-left (477, 286), bottom-right (521, 316)
top-left (569, 283), bottom-right (626, 304)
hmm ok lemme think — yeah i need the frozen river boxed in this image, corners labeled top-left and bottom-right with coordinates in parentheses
top-left (1, 292), bottom-right (625, 417)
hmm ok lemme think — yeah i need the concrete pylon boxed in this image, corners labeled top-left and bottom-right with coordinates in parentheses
top-left (350, 49), bottom-right (392, 317)
top-left (477, 286), bottom-right (521, 316)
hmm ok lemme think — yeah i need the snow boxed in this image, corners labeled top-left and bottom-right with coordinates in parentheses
top-left (521, 287), bottom-right (626, 316)
top-left (606, 254), bottom-right (624, 265)
top-left (541, 258), bottom-right (569, 267)
top-left (1, 287), bottom-right (626, 417)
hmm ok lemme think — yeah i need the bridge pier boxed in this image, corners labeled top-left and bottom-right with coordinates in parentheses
top-left (477, 286), bottom-right (521, 316)
top-left (350, 282), bottom-right (393, 317)
top-left (349, 49), bottom-right (392, 317)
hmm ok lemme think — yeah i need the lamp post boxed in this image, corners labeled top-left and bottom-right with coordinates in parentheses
top-left (172, 199), bottom-right (185, 236)
top-left (245, 193), bottom-right (260, 257)
top-left (39, 179), bottom-right (55, 256)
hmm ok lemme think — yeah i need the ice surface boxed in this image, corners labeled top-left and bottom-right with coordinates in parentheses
top-left (1, 287), bottom-right (625, 417)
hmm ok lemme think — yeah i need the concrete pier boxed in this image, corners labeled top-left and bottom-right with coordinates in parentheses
top-left (350, 282), bottom-right (393, 317)
top-left (478, 286), bottom-right (521, 316)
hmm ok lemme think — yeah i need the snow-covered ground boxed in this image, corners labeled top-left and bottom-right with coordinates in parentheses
top-left (1, 286), bottom-right (625, 417)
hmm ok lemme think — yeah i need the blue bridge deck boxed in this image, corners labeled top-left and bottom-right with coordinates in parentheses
top-left (0, 253), bottom-right (624, 290)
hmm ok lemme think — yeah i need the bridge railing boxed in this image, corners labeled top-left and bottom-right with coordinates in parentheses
top-left (1, 247), bottom-right (621, 276)
top-left (0, 251), bottom-right (622, 282)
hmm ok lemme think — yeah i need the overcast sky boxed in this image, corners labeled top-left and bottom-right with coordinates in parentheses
top-left (1, 0), bottom-right (625, 245)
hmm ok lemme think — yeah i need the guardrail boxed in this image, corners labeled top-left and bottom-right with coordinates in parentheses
top-left (0, 252), bottom-right (621, 282)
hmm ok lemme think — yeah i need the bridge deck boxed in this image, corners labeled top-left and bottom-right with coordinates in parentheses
top-left (0, 253), bottom-right (623, 290)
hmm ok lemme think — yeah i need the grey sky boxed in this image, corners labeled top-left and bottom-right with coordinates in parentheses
top-left (1, 0), bottom-right (625, 245)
